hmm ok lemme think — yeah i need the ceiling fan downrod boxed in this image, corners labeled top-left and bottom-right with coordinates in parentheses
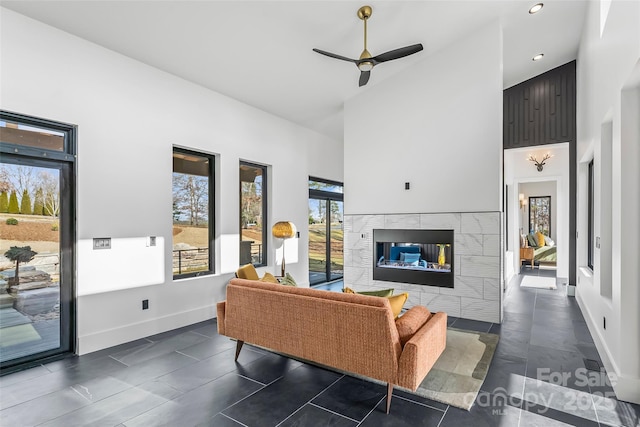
top-left (358, 6), bottom-right (373, 71)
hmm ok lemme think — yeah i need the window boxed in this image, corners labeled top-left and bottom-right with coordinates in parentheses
top-left (172, 148), bottom-right (214, 278)
top-left (529, 196), bottom-right (551, 235)
top-left (588, 159), bottom-right (594, 270)
top-left (308, 177), bottom-right (344, 285)
top-left (240, 161), bottom-right (267, 266)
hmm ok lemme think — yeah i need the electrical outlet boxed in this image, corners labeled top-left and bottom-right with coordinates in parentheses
top-left (142, 299), bottom-right (149, 310)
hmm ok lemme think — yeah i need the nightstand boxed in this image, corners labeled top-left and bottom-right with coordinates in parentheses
top-left (520, 247), bottom-right (534, 268)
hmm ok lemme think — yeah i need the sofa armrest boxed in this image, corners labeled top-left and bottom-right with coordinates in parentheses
top-left (396, 311), bottom-right (447, 390)
top-left (217, 301), bottom-right (226, 336)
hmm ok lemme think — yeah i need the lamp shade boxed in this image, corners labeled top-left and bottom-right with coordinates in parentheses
top-left (272, 221), bottom-right (296, 239)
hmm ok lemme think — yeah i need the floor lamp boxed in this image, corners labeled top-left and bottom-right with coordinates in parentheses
top-left (272, 221), bottom-right (296, 277)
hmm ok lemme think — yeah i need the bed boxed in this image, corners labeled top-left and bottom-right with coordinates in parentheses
top-left (534, 245), bottom-right (557, 263)
top-left (522, 233), bottom-right (557, 266)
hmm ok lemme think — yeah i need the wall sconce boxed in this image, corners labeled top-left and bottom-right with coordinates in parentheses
top-left (528, 153), bottom-right (553, 172)
top-left (272, 221), bottom-right (296, 277)
top-left (519, 193), bottom-right (528, 210)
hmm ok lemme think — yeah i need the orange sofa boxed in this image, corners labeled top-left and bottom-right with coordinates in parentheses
top-left (216, 278), bottom-right (447, 413)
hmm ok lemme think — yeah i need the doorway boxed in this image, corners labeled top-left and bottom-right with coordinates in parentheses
top-left (504, 143), bottom-right (570, 287)
top-left (308, 178), bottom-right (343, 285)
top-left (0, 112), bottom-right (76, 371)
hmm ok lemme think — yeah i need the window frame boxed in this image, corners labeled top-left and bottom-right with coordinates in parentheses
top-left (587, 159), bottom-right (594, 270)
top-left (239, 160), bottom-right (268, 267)
top-left (172, 147), bottom-right (215, 279)
top-left (528, 195), bottom-right (551, 236)
top-left (308, 177), bottom-right (344, 285)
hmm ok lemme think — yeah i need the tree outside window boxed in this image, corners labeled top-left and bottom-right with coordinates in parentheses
top-left (240, 162), bottom-right (267, 266)
top-left (172, 148), bottom-right (213, 278)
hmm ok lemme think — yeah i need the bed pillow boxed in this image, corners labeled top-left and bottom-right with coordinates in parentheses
top-left (527, 233), bottom-right (538, 247)
top-left (536, 231), bottom-right (546, 247)
top-left (545, 236), bottom-right (555, 247)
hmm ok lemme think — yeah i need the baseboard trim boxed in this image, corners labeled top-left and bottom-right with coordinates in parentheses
top-left (77, 304), bottom-right (217, 355)
top-left (576, 292), bottom-right (640, 404)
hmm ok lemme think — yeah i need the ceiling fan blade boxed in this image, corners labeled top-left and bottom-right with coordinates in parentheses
top-left (359, 70), bottom-right (371, 87)
top-left (372, 43), bottom-right (423, 63)
top-left (312, 48), bottom-right (357, 63)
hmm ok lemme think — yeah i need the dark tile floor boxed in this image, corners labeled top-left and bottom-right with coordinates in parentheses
top-left (1, 269), bottom-right (639, 426)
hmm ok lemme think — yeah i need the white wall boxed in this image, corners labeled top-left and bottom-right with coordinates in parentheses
top-left (342, 23), bottom-right (503, 324)
top-left (343, 22), bottom-right (503, 215)
top-left (576, 0), bottom-right (640, 404)
top-left (504, 143), bottom-right (569, 279)
top-left (0, 8), bottom-right (342, 354)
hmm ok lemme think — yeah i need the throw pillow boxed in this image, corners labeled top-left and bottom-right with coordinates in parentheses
top-left (536, 231), bottom-right (545, 247)
top-left (527, 233), bottom-right (538, 248)
top-left (281, 273), bottom-right (297, 286)
top-left (396, 306), bottom-right (432, 346)
top-left (358, 288), bottom-right (395, 297)
top-left (402, 253), bottom-right (420, 264)
top-left (342, 287), bottom-right (395, 297)
top-left (387, 293), bottom-right (409, 319)
top-left (545, 236), bottom-right (555, 247)
top-left (260, 272), bottom-right (279, 284)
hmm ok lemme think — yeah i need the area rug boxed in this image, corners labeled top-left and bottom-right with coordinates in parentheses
top-left (265, 327), bottom-right (499, 411)
top-left (401, 327), bottom-right (499, 410)
top-left (520, 275), bottom-right (557, 290)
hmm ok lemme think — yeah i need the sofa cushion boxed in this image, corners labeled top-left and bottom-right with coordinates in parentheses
top-left (388, 293), bottom-right (409, 319)
top-left (396, 305), bottom-right (432, 346)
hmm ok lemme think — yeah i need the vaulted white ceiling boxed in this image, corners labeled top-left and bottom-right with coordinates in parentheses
top-left (1, 0), bottom-right (588, 141)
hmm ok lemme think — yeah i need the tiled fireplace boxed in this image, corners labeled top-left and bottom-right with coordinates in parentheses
top-left (343, 212), bottom-right (502, 323)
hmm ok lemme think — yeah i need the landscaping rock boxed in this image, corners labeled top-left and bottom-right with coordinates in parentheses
top-left (13, 287), bottom-right (59, 316)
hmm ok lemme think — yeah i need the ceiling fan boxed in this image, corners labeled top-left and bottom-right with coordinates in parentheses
top-left (313, 5), bottom-right (423, 87)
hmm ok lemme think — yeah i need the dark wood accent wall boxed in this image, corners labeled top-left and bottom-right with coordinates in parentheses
top-left (503, 61), bottom-right (576, 149)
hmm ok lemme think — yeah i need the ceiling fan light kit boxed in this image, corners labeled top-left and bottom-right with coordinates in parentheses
top-left (313, 5), bottom-right (423, 87)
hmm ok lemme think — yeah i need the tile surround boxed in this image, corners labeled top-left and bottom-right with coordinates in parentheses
top-left (344, 212), bottom-right (502, 323)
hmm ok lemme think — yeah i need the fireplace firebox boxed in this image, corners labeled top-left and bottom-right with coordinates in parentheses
top-left (373, 229), bottom-right (454, 288)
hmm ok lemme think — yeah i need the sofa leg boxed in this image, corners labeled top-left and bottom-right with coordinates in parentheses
top-left (386, 383), bottom-right (393, 414)
top-left (235, 340), bottom-right (244, 361)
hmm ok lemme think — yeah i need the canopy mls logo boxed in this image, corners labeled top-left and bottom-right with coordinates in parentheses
top-left (471, 368), bottom-right (619, 416)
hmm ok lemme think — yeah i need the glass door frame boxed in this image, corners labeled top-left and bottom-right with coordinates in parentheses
top-left (0, 110), bottom-right (76, 372)
top-left (309, 177), bottom-right (343, 285)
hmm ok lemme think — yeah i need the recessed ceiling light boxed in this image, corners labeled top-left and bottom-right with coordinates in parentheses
top-left (532, 53), bottom-right (544, 61)
top-left (529, 3), bottom-right (544, 14)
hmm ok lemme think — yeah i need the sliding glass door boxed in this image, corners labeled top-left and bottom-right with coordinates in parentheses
top-left (308, 178), bottom-right (343, 285)
top-left (0, 112), bottom-right (75, 370)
